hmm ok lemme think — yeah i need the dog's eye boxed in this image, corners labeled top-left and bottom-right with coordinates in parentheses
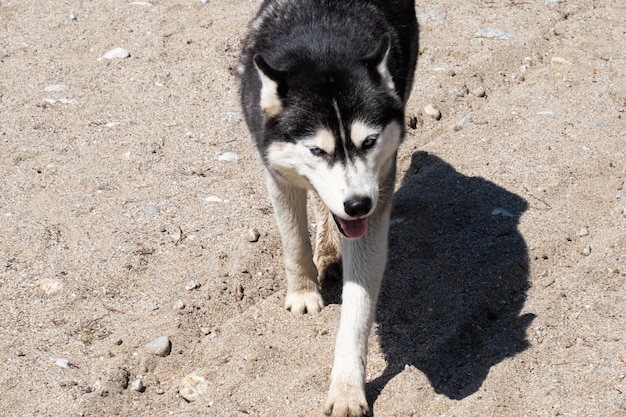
top-left (362, 134), bottom-right (378, 150)
top-left (309, 147), bottom-right (326, 157)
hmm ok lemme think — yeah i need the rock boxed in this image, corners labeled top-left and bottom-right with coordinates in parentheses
top-left (99, 47), bottom-right (130, 61)
top-left (205, 196), bottom-right (224, 203)
top-left (424, 104), bottom-right (441, 120)
top-left (173, 299), bottom-right (185, 310)
top-left (417, 12), bottom-right (445, 21)
top-left (146, 204), bottom-right (160, 214)
top-left (471, 86), bottom-right (486, 97)
top-left (476, 27), bottom-right (515, 40)
top-left (454, 115), bottom-right (472, 131)
top-left (179, 373), bottom-right (208, 402)
top-left (247, 228), bottom-right (260, 242)
top-left (69, 12), bottom-right (77, 20)
top-left (185, 280), bottom-right (201, 291)
top-left (39, 278), bottom-right (64, 295)
top-left (491, 207), bottom-right (514, 218)
top-left (217, 152), bottom-right (239, 162)
top-left (578, 227), bottom-right (589, 237)
top-left (144, 336), bottom-right (171, 357)
top-left (130, 379), bottom-right (145, 392)
top-left (582, 245), bottom-right (591, 256)
top-left (44, 84), bottom-right (66, 93)
top-left (551, 57), bottom-right (572, 67)
top-left (55, 358), bottom-right (70, 368)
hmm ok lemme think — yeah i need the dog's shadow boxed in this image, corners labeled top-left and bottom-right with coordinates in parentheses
top-left (367, 151), bottom-right (535, 407)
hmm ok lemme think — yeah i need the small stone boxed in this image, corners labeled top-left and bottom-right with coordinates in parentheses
top-left (185, 281), bottom-right (201, 291)
top-left (144, 336), bottom-right (171, 357)
top-left (424, 104), bottom-right (441, 120)
top-left (454, 115), bottom-right (472, 131)
top-left (55, 358), bottom-right (70, 368)
top-left (471, 86), bottom-right (486, 97)
top-left (247, 228), bottom-right (260, 242)
top-left (551, 57), bottom-right (572, 67)
top-left (130, 379), bottom-right (145, 392)
top-left (205, 196), bottom-right (223, 203)
top-left (44, 84), bottom-right (67, 93)
top-left (82, 386), bottom-right (92, 394)
top-left (99, 47), bottom-right (130, 61)
top-left (235, 283), bottom-right (244, 301)
top-left (491, 208), bottom-right (514, 218)
top-left (578, 227), bottom-right (589, 237)
top-left (217, 152), bottom-right (239, 162)
top-left (39, 278), bottom-right (64, 295)
top-left (582, 245), bottom-right (591, 256)
top-left (69, 12), bottom-right (77, 20)
top-left (179, 373), bottom-right (208, 402)
top-left (476, 27), bottom-right (515, 40)
top-left (173, 299), bottom-right (185, 310)
top-left (146, 204), bottom-right (160, 214)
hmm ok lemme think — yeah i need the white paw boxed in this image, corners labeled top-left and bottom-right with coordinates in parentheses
top-left (285, 290), bottom-right (324, 314)
top-left (324, 378), bottom-right (369, 417)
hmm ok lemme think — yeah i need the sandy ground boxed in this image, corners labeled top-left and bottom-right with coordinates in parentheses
top-left (1, 0), bottom-right (625, 416)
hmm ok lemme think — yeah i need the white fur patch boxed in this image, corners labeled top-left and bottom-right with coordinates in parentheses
top-left (350, 121), bottom-right (380, 148)
top-left (301, 128), bottom-right (336, 155)
top-left (255, 64), bottom-right (282, 118)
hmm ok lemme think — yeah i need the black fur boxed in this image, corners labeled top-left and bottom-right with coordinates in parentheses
top-left (239, 0), bottom-right (418, 162)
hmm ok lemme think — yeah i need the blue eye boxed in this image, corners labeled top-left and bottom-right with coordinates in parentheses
top-left (310, 147), bottom-right (326, 156)
top-left (362, 134), bottom-right (378, 150)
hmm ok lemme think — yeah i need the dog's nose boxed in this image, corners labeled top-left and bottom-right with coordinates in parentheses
top-left (343, 196), bottom-right (372, 218)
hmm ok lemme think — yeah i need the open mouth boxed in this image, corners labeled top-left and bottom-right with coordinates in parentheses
top-left (333, 215), bottom-right (369, 239)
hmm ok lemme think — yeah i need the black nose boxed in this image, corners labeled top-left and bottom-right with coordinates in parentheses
top-left (343, 196), bottom-right (372, 218)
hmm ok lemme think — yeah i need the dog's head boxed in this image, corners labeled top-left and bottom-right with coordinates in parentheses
top-left (254, 34), bottom-right (405, 238)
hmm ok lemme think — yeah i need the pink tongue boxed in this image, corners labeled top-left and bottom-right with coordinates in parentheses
top-left (338, 217), bottom-right (368, 239)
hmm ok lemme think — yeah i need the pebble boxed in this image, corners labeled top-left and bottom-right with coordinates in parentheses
top-left (217, 152), bottom-right (239, 162)
top-left (424, 104), bottom-right (441, 120)
top-left (550, 57), bottom-right (572, 67)
top-left (417, 12), bottom-right (445, 21)
top-left (454, 115), bottom-right (472, 131)
top-left (130, 379), bottom-right (145, 392)
top-left (179, 373), bottom-right (208, 402)
top-left (144, 336), bottom-right (171, 357)
top-left (247, 228), bottom-right (260, 242)
top-left (205, 196), bottom-right (223, 203)
top-left (200, 0), bottom-right (210, 4)
top-left (476, 27), bottom-right (515, 40)
top-left (38, 278), bottom-right (64, 295)
top-left (173, 299), bottom-right (185, 310)
top-left (582, 245), bottom-right (591, 256)
top-left (471, 86), bottom-right (486, 97)
top-left (99, 47), bottom-right (130, 61)
top-left (491, 207), bottom-right (514, 218)
top-left (185, 280), bottom-right (201, 291)
top-left (578, 227), bottom-right (589, 237)
top-left (44, 84), bottom-right (67, 93)
top-left (146, 204), bottom-right (160, 214)
top-left (69, 12), bottom-right (77, 20)
top-left (55, 358), bottom-right (70, 368)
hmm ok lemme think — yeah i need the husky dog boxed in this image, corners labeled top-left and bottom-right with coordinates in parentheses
top-left (239, 0), bottom-right (417, 415)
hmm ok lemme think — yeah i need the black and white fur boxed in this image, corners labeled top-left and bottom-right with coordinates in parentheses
top-left (239, 1), bottom-right (417, 415)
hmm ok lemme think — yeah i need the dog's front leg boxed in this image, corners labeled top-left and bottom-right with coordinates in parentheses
top-left (324, 204), bottom-right (391, 417)
top-left (265, 171), bottom-right (324, 314)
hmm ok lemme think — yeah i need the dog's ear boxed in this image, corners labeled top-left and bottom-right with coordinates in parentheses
top-left (254, 54), bottom-right (288, 118)
top-left (362, 33), bottom-right (397, 96)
